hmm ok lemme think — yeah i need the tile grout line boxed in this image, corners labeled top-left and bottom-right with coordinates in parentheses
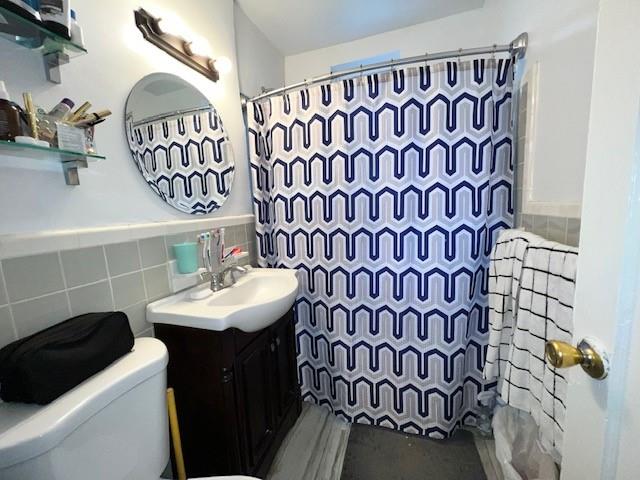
top-left (56, 251), bottom-right (73, 317)
top-left (8, 288), bottom-right (70, 306)
top-left (6, 261), bottom-right (173, 308)
top-left (101, 245), bottom-right (117, 311)
top-left (136, 240), bottom-right (150, 304)
top-left (162, 236), bottom-right (172, 304)
top-left (0, 260), bottom-right (19, 341)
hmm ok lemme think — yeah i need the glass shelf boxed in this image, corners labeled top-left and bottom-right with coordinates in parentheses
top-left (0, 140), bottom-right (105, 163)
top-left (0, 5), bottom-right (86, 56)
top-left (0, 140), bottom-right (105, 185)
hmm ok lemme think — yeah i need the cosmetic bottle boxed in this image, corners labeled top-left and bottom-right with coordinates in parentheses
top-left (0, 81), bottom-right (28, 141)
top-left (47, 97), bottom-right (74, 120)
top-left (0, 0), bottom-right (42, 22)
top-left (69, 9), bottom-right (84, 47)
top-left (39, 0), bottom-right (70, 39)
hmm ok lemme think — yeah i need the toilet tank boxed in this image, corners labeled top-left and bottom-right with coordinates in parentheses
top-left (0, 338), bottom-right (170, 480)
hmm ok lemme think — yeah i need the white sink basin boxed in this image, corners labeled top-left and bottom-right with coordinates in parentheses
top-left (146, 268), bottom-right (299, 332)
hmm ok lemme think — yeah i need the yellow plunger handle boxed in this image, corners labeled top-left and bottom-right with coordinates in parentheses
top-left (167, 388), bottom-right (187, 480)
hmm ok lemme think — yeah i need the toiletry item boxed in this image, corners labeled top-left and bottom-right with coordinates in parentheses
top-left (84, 125), bottom-right (96, 153)
top-left (173, 242), bottom-right (199, 274)
top-left (0, 81), bottom-right (28, 141)
top-left (189, 288), bottom-right (212, 300)
top-left (69, 101), bottom-right (90, 122)
top-left (0, 0), bottom-right (42, 22)
top-left (39, 0), bottom-right (70, 39)
top-left (56, 122), bottom-right (85, 152)
top-left (69, 8), bottom-right (84, 47)
top-left (219, 227), bottom-right (226, 261)
top-left (14, 135), bottom-right (37, 144)
top-left (22, 92), bottom-right (38, 139)
top-left (198, 232), bottom-right (211, 273)
top-left (223, 247), bottom-right (242, 261)
top-left (47, 97), bottom-right (74, 120)
top-left (73, 109), bottom-right (111, 127)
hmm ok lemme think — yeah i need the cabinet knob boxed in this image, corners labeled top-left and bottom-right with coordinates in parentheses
top-left (276, 337), bottom-right (281, 346)
top-left (270, 342), bottom-right (276, 352)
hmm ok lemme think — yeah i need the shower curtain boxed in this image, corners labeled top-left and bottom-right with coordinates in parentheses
top-left (247, 59), bottom-right (514, 437)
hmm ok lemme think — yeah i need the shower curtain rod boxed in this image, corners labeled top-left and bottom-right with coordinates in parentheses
top-left (246, 32), bottom-right (528, 104)
top-left (130, 105), bottom-right (214, 127)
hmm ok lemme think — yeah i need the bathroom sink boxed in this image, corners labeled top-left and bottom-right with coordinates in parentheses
top-left (146, 268), bottom-right (299, 332)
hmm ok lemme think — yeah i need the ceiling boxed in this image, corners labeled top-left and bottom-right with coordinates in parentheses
top-left (235, 0), bottom-right (485, 56)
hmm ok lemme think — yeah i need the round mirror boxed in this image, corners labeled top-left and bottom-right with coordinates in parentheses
top-left (125, 73), bottom-right (235, 214)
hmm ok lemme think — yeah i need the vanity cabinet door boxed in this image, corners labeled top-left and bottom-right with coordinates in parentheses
top-left (234, 330), bottom-right (276, 472)
top-left (271, 310), bottom-right (299, 423)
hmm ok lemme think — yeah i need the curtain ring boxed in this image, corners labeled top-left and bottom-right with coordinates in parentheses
top-left (492, 44), bottom-right (497, 61)
top-left (457, 48), bottom-right (462, 65)
top-left (359, 64), bottom-right (364, 85)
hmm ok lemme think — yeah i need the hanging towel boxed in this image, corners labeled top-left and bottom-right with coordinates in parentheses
top-left (484, 229), bottom-right (578, 463)
top-left (484, 229), bottom-right (538, 390)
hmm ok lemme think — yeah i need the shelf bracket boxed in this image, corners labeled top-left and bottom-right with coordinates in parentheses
top-left (43, 51), bottom-right (69, 84)
top-left (62, 159), bottom-right (88, 185)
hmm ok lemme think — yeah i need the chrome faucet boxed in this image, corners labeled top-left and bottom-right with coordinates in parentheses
top-left (210, 263), bottom-right (248, 292)
top-left (200, 228), bottom-right (248, 292)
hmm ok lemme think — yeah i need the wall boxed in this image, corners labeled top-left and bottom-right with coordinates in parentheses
top-left (515, 84), bottom-right (581, 246)
top-left (0, 0), bottom-right (252, 235)
top-left (0, 218), bottom-right (258, 348)
top-left (0, 1), bottom-right (267, 345)
top-left (284, 0), bottom-right (598, 214)
top-left (233, 2), bottom-right (284, 98)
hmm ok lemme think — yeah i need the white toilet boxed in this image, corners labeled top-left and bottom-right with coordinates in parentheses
top-left (0, 338), bottom-right (258, 480)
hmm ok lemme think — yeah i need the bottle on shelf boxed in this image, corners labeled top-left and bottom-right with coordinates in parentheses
top-left (0, 0), bottom-right (42, 23)
top-left (69, 9), bottom-right (84, 48)
top-left (0, 80), bottom-right (28, 142)
top-left (47, 97), bottom-right (74, 120)
top-left (39, 0), bottom-right (71, 40)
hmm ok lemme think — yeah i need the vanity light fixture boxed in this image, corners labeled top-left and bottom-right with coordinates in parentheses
top-left (134, 8), bottom-right (226, 82)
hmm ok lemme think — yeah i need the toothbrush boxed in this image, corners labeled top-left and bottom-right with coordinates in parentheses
top-left (223, 247), bottom-right (242, 261)
top-left (198, 232), bottom-right (211, 273)
top-left (219, 227), bottom-right (226, 262)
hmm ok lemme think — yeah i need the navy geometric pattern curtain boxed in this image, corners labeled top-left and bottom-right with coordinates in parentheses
top-left (248, 59), bottom-right (514, 437)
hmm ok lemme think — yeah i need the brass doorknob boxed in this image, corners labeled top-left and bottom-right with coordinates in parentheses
top-left (545, 338), bottom-right (609, 380)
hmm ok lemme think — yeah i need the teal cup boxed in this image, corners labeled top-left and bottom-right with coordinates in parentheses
top-left (173, 242), bottom-right (199, 274)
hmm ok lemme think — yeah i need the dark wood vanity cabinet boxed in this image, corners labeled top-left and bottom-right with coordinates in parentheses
top-left (154, 309), bottom-right (301, 479)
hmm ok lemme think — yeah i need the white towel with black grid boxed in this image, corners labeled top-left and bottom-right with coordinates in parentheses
top-left (483, 229), bottom-right (578, 462)
top-left (483, 229), bottom-right (536, 387)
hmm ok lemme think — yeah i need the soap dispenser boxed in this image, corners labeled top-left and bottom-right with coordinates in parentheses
top-left (0, 81), bottom-right (28, 142)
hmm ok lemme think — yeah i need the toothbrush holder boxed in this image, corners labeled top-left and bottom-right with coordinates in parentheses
top-left (173, 242), bottom-right (199, 274)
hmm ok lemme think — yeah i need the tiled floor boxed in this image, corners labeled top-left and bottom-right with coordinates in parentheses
top-left (473, 433), bottom-right (504, 480)
top-left (267, 402), bottom-right (351, 480)
top-left (270, 402), bottom-right (504, 480)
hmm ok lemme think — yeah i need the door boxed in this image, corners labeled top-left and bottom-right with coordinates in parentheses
top-left (235, 330), bottom-right (276, 472)
top-left (271, 310), bottom-right (299, 422)
top-left (560, 0), bottom-right (640, 478)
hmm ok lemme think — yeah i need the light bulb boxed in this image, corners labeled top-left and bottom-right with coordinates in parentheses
top-left (186, 36), bottom-right (212, 57)
top-left (156, 16), bottom-right (182, 36)
top-left (214, 56), bottom-right (232, 75)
